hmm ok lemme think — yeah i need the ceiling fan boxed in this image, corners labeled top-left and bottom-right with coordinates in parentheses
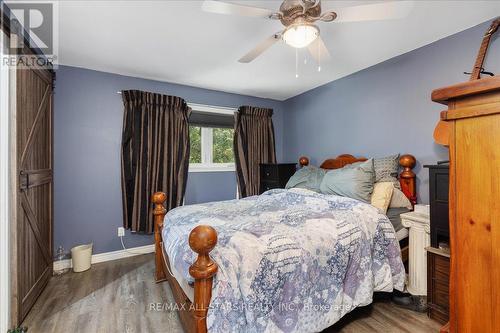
top-left (202, 0), bottom-right (414, 63)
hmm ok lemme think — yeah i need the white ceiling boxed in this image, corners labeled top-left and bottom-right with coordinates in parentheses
top-left (56, 1), bottom-right (500, 100)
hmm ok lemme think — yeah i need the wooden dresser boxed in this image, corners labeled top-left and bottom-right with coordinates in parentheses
top-left (259, 163), bottom-right (296, 194)
top-left (432, 75), bottom-right (500, 333)
top-left (426, 247), bottom-right (450, 324)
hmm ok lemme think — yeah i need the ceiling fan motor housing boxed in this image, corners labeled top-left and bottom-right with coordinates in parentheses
top-left (279, 0), bottom-right (322, 26)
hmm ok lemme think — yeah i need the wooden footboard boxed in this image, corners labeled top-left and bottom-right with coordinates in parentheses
top-left (152, 192), bottom-right (218, 333)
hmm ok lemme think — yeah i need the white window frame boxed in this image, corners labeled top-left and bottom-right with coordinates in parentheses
top-left (188, 103), bottom-right (237, 173)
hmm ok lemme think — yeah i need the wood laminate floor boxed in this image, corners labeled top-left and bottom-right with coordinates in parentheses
top-left (23, 254), bottom-right (441, 333)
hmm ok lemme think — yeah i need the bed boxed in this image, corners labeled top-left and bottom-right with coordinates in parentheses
top-left (152, 153), bottom-right (417, 333)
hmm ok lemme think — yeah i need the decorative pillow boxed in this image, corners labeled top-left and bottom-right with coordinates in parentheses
top-left (389, 187), bottom-right (413, 209)
top-left (374, 154), bottom-right (401, 189)
top-left (285, 166), bottom-right (326, 192)
top-left (319, 159), bottom-right (375, 203)
top-left (371, 182), bottom-right (394, 214)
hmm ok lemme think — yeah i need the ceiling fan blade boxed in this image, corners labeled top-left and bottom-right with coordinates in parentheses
top-left (319, 11), bottom-right (337, 22)
top-left (238, 33), bottom-right (282, 63)
top-left (334, 1), bottom-right (414, 22)
top-left (202, 0), bottom-right (279, 19)
top-left (307, 36), bottom-right (331, 64)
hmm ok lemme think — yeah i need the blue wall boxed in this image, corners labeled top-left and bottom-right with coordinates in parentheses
top-left (184, 172), bottom-right (237, 205)
top-left (54, 66), bottom-right (284, 254)
top-left (283, 21), bottom-right (500, 203)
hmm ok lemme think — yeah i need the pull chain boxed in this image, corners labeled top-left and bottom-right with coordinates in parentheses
top-left (318, 39), bottom-right (321, 72)
top-left (295, 48), bottom-right (299, 78)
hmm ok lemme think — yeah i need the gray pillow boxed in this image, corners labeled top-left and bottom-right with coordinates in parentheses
top-left (374, 154), bottom-right (401, 189)
top-left (319, 159), bottom-right (375, 203)
top-left (285, 166), bottom-right (326, 192)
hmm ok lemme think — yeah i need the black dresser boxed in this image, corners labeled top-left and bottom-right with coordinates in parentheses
top-left (259, 163), bottom-right (297, 194)
top-left (425, 164), bottom-right (450, 247)
top-left (425, 163), bottom-right (450, 324)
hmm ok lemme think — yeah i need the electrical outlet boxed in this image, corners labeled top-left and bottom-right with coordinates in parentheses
top-left (118, 227), bottom-right (125, 237)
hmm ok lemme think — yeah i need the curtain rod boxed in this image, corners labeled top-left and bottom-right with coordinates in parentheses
top-left (116, 91), bottom-right (237, 114)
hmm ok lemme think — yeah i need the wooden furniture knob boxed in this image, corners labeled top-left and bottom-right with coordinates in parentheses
top-left (189, 225), bottom-right (218, 255)
top-left (400, 154), bottom-right (417, 170)
top-left (299, 156), bottom-right (309, 167)
top-left (152, 192), bottom-right (167, 205)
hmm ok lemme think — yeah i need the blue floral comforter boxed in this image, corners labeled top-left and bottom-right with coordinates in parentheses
top-left (162, 188), bottom-right (405, 333)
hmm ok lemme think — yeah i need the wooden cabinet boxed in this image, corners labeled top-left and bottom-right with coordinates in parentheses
top-left (259, 163), bottom-right (296, 194)
top-left (427, 247), bottom-right (450, 324)
top-left (432, 75), bottom-right (500, 333)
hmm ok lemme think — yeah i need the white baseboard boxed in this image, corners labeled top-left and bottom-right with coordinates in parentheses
top-left (53, 244), bottom-right (155, 272)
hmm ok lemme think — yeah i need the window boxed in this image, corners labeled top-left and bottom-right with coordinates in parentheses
top-left (188, 104), bottom-right (236, 172)
top-left (189, 126), bottom-right (202, 164)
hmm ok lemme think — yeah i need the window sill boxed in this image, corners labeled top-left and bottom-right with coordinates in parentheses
top-left (189, 164), bottom-right (236, 173)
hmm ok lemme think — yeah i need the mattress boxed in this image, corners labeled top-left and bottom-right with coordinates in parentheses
top-left (387, 207), bottom-right (411, 241)
top-left (168, 201), bottom-right (411, 303)
top-left (395, 227), bottom-right (409, 242)
top-left (168, 205), bottom-right (411, 303)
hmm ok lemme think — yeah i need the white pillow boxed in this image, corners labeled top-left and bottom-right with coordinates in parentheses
top-left (371, 182), bottom-right (394, 214)
top-left (389, 187), bottom-right (413, 209)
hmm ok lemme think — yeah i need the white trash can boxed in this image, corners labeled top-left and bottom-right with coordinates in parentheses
top-left (71, 243), bottom-right (93, 272)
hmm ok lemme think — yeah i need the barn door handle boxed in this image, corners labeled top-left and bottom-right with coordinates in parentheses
top-left (20, 171), bottom-right (29, 191)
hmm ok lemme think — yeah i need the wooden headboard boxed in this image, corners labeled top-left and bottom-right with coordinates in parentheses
top-left (298, 154), bottom-right (417, 206)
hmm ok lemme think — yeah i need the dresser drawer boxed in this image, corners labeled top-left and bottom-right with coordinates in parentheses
top-left (427, 249), bottom-right (450, 324)
top-left (260, 180), bottom-right (280, 192)
top-left (432, 279), bottom-right (449, 308)
top-left (434, 255), bottom-right (450, 280)
top-left (434, 266), bottom-right (449, 283)
top-left (261, 165), bottom-right (278, 180)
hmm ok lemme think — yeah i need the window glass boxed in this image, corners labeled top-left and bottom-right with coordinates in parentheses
top-left (189, 126), bottom-right (202, 164)
top-left (188, 107), bottom-right (236, 171)
top-left (212, 128), bottom-right (234, 164)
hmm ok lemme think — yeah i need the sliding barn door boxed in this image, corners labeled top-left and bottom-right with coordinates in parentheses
top-left (15, 60), bottom-right (53, 323)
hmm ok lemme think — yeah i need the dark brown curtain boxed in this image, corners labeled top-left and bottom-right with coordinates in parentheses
top-left (234, 106), bottom-right (276, 198)
top-left (121, 90), bottom-right (190, 233)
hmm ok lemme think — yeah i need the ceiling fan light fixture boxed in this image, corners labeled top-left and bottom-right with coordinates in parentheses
top-left (283, 24), bottom-right (319, 48)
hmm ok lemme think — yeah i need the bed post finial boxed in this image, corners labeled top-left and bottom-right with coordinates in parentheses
top-left (299, 156), bottom-right (309, 167)
top-left (152, 192), bottom-right (167, 282)
top-left (399, 154), bottom-right (417, 207)
top-left (189, 225), bottom-right (218, 333)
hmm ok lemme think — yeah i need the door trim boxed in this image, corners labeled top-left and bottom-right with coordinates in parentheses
top-left (0, 30), bottom-right (13, 332)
